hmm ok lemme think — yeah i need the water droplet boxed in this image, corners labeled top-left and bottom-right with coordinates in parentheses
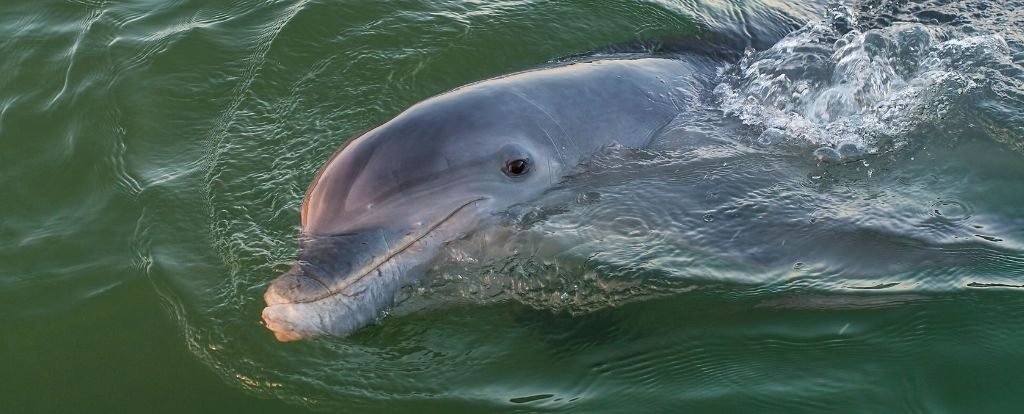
top-left (814, 146), bottom-right (842, 162)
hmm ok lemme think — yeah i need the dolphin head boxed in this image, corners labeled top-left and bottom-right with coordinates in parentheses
top-left (262, 85), bottom-right (562, 341)
top-left (261, 58), bottom-right (695, 340)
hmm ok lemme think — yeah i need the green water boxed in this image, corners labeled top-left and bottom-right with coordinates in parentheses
top-left (3, 0), bottom-right (1024, 412)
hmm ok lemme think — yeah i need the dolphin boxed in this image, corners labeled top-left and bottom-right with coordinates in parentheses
top-left (262, 57), bottom-right (714, 341)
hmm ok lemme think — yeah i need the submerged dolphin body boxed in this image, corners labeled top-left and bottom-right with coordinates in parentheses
top-left (262, 57), bottom-right (713, 341)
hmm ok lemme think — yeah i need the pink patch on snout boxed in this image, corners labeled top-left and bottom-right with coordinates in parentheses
top-left (261, 305), bottom-right (307, 342)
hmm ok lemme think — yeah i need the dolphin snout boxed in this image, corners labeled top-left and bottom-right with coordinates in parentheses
top-left (263, 264), bottom-right (332, 306)
top-left (262, 257), bottom-right (387, 341)
top-left (261, 230), bottom-right (439, 341)
top-left (262, 305), bottom-right (309, 342)
top-left (262, 264), bottom-right (337, 342)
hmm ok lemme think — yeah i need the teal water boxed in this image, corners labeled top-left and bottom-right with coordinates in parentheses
top-left (3, 0), bottom-right (1024, 412)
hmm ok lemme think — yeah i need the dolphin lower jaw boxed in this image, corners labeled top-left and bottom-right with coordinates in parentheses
top-left (263, 299), bottom-right (382, 341)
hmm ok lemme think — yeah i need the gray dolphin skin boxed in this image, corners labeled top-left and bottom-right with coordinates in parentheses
top-left (262, 57), bottom-right (711, 341)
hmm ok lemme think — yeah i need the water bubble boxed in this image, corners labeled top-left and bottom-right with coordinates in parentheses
top-left (814, 146), bottom-right (843, 162)
top-left (575, 191), bottom-right (602, 204)
top-left (838, 143), bottom-right (865, 160)
top-left (930, 199), bottom-right (973, 222)
top-left (757, 127), bottom-right (787, 146)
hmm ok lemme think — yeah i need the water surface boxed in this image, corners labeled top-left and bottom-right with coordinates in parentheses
top-left (2, 0), bottom-right (1023, 412)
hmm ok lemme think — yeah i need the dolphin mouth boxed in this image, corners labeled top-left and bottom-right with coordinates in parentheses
top-left (262, 196), bottom-right (488, 340)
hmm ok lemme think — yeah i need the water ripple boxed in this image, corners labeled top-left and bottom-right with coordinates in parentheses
top-left (110, 0), bottom-right (1024, 411)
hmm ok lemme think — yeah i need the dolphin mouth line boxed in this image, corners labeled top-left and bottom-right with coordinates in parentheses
top-left (271, 196), bottom-right (489, 306)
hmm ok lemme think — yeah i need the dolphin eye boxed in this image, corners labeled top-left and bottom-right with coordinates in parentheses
top-left (505, 158), bottom-right (529, 176)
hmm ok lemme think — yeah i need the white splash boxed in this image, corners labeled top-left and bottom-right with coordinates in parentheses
top-left (714, 5), bottom-right (1014, 154)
